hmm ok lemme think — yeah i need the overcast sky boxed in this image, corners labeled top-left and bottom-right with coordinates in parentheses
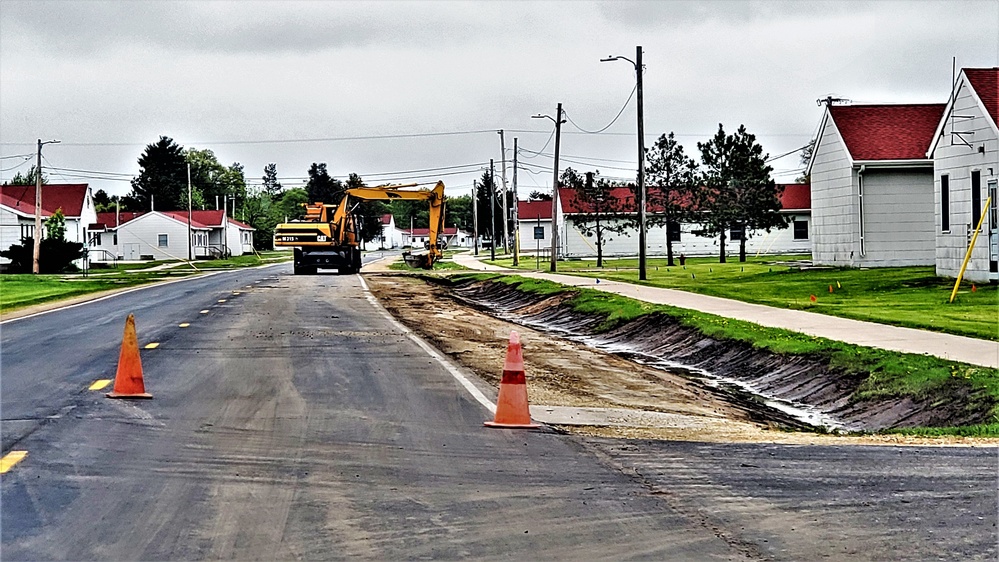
top-left (2, 0), bottom-right (997, 200)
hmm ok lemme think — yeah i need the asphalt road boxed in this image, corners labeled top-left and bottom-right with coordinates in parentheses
top-left (2, 259), bottom-right (997, 560)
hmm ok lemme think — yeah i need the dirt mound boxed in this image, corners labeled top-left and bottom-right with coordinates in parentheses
top-left (447, 277), bottom-right (993, 431)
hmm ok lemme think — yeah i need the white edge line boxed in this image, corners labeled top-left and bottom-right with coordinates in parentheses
top-left (1, 261), bottom-right (286, 325)
top-left (357, 274), bottom-right (496, 414)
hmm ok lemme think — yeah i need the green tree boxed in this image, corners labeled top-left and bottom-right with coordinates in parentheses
top-left (446, 194), bottom-right (472, 233)
top-left (475, 170), bottom-right (504, 243)
top-left (528, 190), bottom-right (552, 202)
top-left (262, 163), bottom-right (282, 199)
top-left (645, 132), bottom-right (699, 266)
top-left (696, 124), bottom-right (787, 263)
top-left (562, 168), bottom-right (629, 267)
top-left (45, 208), bottom-right (67, 240)
top-left (305, 163), bottom-right (343, 204)
top-left (186, 148), bottom-right (245, 210)
top-left (275, 188), bottom-right (308, 222)
top-left (5, 165), bottom-right (46, 186)
top-left (127, 136), bottom-right (188, 211)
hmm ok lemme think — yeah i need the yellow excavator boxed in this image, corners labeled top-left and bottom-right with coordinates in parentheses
top-left (274, 181), bottom-right (446, 274)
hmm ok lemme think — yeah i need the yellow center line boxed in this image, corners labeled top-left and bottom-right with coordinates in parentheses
top-left (179, 323), bottom-right (190, 328)
top-left (0, 451), bottom-right (27, 473)
top-left (88, 379), bottom-right (112, 391)
top-left (199, 310), bottom-right (210, 314)
top-left (217, 299), bottom-right (227, 303)
top-left (144, 342), bottom-right (159, 349)
top-left (231, 291), bottom-right (241, 295)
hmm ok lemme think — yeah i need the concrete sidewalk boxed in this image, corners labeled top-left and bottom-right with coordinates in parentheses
top-left (451, 252), bottom-right (998, 369)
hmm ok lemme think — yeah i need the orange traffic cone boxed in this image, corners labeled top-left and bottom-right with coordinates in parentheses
top-left (485, 331), bottom-right (539, 429)
top-left (107, 314), bottom-right (152, 399)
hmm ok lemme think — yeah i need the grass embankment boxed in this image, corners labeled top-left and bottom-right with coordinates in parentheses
top-left (1, 251), bottom-right (291, 314)
top-left (452, 272), bottom-right (999, 437)
top-left (490, 254), bottom-right (999, 341)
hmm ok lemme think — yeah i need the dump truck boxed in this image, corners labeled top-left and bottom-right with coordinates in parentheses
top-left (274, 181), bottom-right (446, 274)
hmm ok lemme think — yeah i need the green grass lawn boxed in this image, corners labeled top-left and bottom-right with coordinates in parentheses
top-left (488, 254), bottom-right (999, 341)
top-left (0, 274), bottom-right (169, 313)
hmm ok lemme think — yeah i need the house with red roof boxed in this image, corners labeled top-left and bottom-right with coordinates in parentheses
top-left (401, 226), bottom-right (471, 249)
top-left (515, 184), bottom-right (811, 259)
top-left (0, 183), bottom-right (97, 265)
top-left (88, 209), bottom-right (254, 261)
top-left (372, 214), bottom-right (406, 249)
top-left (927, 67), bottom-right (999, 282)
top-left (806, 102), bottom-right (945, 267)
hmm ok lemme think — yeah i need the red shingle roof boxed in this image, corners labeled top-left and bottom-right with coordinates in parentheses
top-left (517, 200), bottom-right (554, 220)
top-left (965, 68), bottom-right (999, 127)
top-left (95, 210), bottom-right (253, 230)
top-left (95, 211), bottom-right (146, 228)
top-left (381, 214), bottom-right (393, 225)
top-left (829, 104), bottom-right (945, 161)
top-left (0, 183), bottom-right (89, 217)
top-left (405, 227), bottom-right (459, 236)
top-left (778, 183), bottom-right (810, 211)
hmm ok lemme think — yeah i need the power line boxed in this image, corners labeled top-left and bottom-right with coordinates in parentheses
top-left (563, 83), bottom-right (638, 134)
top-left (1, 129), bottom-right (503, 147)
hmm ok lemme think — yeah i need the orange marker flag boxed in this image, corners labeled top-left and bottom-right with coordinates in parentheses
top-left (809, 294), bottom-right (817, 302)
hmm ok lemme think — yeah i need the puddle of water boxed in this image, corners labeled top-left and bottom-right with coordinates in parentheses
top-left (495, 308), bottom-right (851, 431)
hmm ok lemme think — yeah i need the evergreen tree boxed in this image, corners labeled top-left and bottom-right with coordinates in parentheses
top-left (5, 165), bottom-right (46, 186)
top-left (262, 163), bottom-right (282, 199)
top-left (645, 132), bottom-right (699, 266)
top-left (696, 124), bottom-right (787, 263)
top-left (305, 163), bottom-right (343, 204)
top-left (128, 136), bottom-right (188, 211)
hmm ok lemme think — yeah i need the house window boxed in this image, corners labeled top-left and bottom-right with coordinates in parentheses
top-left (971, 170), bottom-right (982, 224)
top-left (92, 233), bottom-right (102, 245)
top-left (113, 233), bottom-right (118, 245)
top-left (666, 221), bottom-right (681, 242)
top-left (20, 224), bottom-right (34, 240)
top-left (729, 224), bottom-right (745, 241)
top-left (793, 220), bottom-right (808, 240)
top-left (941, 175), bottom-right (950, 231)
top-left (158, 234), bottom-right (169, 247)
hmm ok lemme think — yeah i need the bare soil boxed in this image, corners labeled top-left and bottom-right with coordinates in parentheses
top-left (365, 272), bottom-right (998, 446)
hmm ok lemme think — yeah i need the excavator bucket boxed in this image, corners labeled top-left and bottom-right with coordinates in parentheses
top-left (403, 251), bottom-right (433, 269)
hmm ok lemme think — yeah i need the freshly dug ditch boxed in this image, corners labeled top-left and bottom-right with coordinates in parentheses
top-left (445, 277), bottom-right (993, 432)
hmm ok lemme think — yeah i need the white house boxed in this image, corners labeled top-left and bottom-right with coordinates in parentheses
top-left (402, 227), bottom-right (472, 249)
top-left (516, 200), bottom-right (555, 254)
top-left (806, 103), bottom-right (945, 267)
top-left (0, 183), bottom-right (97, 265)
top-left (89, 209), bottom-right (253, 262)
top-left (374, 214), bottom-right (406, 249)
top-left (926, 67), bottom-right (999, 283)
top-left (519, 183), bottom-right (810, 260)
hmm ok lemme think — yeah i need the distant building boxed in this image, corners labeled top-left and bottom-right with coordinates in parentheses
top-left (402, 226), bottom-right (471, 249)
top-left (373, 214), bottom-right (405, 249)
top-left (515, 184), bottom-right (810, 260)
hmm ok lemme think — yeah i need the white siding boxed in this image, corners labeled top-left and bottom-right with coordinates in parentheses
top-left (0, 207), bottom-right (26, 261)
top-left (810, 114), bottom-right (859, 265)
top-left (516, 218), bottom-right (553, 253)
top-left (118, 213), bottom-right (193, 260)
top-left (559, 216), bottom-right (808, 259)
top-left (931, 79), bottom-right (999, 282)
top-left (858, 168), bottom-right (935, 266)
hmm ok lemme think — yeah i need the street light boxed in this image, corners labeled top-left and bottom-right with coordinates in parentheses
top-left (532, 103), bottom-right (565, 273)
top-left (602, 46), bottom-right (647, 280)
top-left (33, 138), bottom-right (61, 274)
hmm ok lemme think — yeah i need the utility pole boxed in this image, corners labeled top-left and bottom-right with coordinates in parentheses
top-left (223, 195), bottom-right (229, 258)
top-left (32, 138), bottom-right (60, 274)
top-left (472, 180), bottom-right (479, 255)
top-left (512, 137), bottom-right (520, 266)
top-left (498, 130), bottom-right (509, 254)
top-left (550, 103), bottom-right (563, 272)
top-left (636, 45), bottom-right (647, 280)
top-left (489, 159), bottom-right (496, 261)
top-left (187, 163), bottom-right (193, 261)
